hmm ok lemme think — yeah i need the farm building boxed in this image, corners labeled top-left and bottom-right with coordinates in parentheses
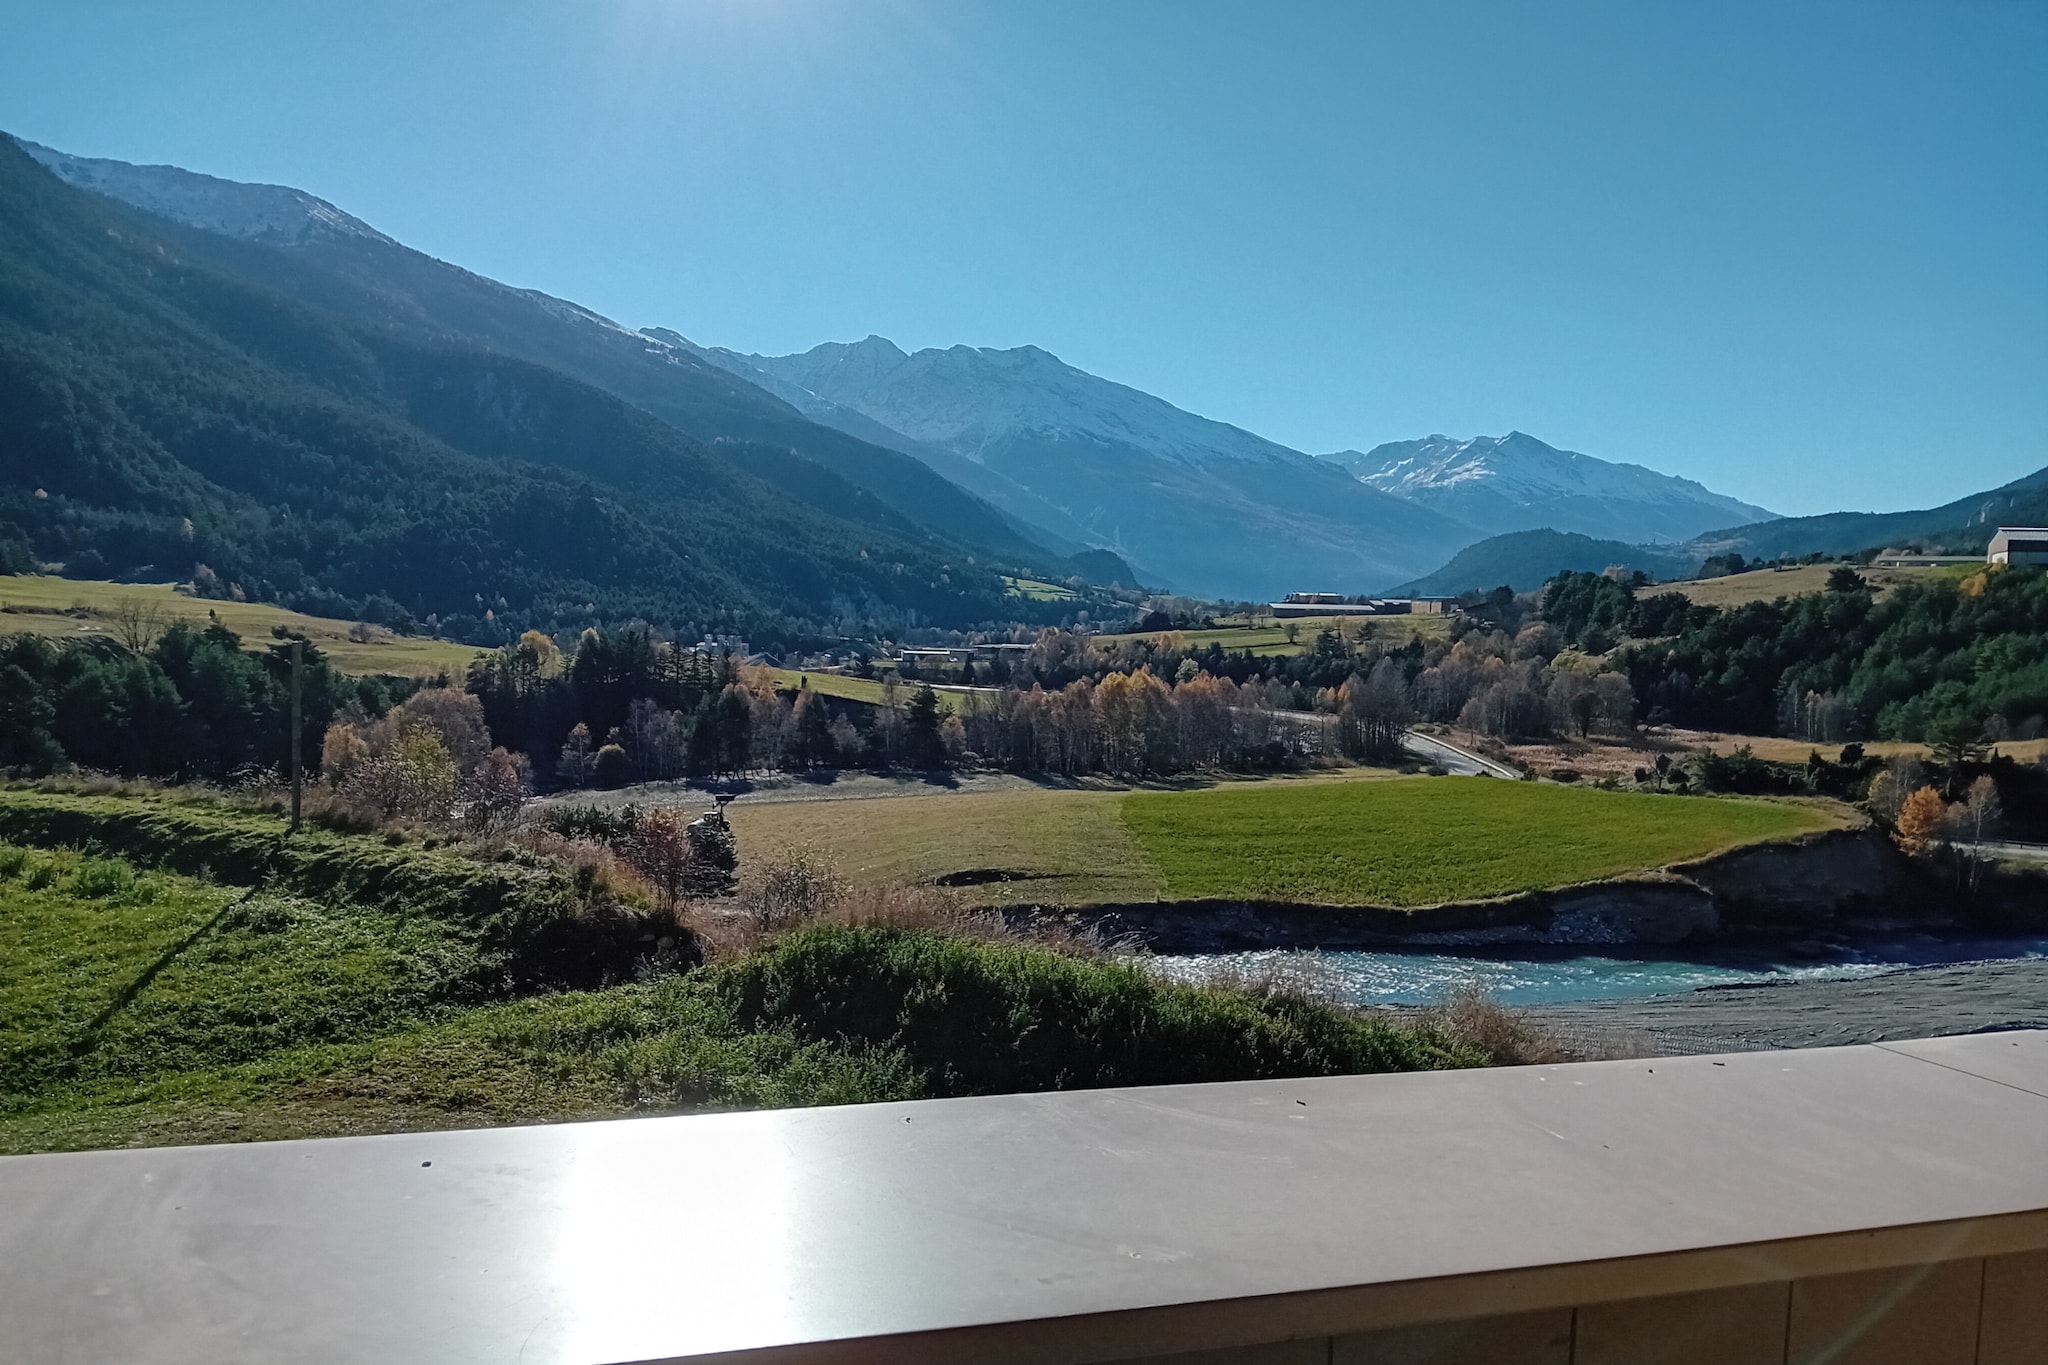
top-left (1987, 528), bottom-right (2048, 567)
top-left (1269, 593), bottom-right (1448, 618)
top-left (898, 643), bottom-right (1031, 667)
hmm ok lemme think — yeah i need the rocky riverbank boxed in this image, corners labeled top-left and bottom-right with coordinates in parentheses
top-left (1038, 823), bottom-right (2047, 952)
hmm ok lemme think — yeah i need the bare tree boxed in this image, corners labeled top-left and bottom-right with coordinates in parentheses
top-left (1959, 775), bottom-right (2004, 893)
top-left (110, 597), bottom-right (168, 654)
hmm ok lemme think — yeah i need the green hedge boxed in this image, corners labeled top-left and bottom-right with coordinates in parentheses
top-left (711, 924), bottom-right (1480, 1095)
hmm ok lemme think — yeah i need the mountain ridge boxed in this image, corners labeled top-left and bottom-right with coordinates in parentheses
top-left (12, 138), bottom-right (1086, 582)
top-left (0, 133), bottom-right (1090, 641)
top-left (1326, 431), bottom-right (1776, 544)
top-left (713, 337), bottom-right (1477, 599)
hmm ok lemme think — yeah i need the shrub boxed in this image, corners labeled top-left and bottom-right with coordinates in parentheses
top-left (592, 744), bottom-right (631, 789)
top-left (537, 803), bottom-right (642, 846)
top-left (622, 809), bottom-right (696, 912)
top-left (709, 924), bottom-right (1480, 1096)
top-left (739, 845), bottom-right (844, 934)
top-left (23, 860), bottom-right (56, 891)
top-left (0, 845), bottom-right (26, 879)
top-left (0, 788), bottom-right (687, 991)
top-left (72, 858), bottom-right (136, 899)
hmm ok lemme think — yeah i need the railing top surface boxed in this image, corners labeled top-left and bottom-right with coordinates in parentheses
top-left (2, 1031), bottom-right (2045, 1364)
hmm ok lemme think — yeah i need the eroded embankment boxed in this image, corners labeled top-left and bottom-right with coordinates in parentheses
top-left (1022, 823), bottom-right (1927, 952)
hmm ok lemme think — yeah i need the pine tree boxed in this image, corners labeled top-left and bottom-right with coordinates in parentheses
top-left (904, 685), bottom-right (946, 768)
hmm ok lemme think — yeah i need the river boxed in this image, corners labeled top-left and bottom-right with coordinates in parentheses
top-left (1147, 932), bottom-right (2048, 1007)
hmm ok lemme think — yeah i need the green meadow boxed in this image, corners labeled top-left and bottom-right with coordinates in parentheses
top-left (1121, 779), bottom-right (1831, 907)
top-left (0, 787), bottom-right (1475, 1153)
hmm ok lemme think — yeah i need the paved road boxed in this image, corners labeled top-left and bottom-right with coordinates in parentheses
top-left (1982, 840), bottom-right (2048, 862)
top-left (1399, 729), bottom-right (1521, 779)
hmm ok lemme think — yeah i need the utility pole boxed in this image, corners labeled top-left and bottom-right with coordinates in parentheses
top-left (289, 638), bottom-right (304, 832)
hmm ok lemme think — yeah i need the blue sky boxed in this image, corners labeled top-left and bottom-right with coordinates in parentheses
top-left (4, 0), bottom-right (2043, 516)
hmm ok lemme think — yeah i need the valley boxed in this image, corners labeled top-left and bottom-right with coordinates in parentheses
top-left (0, 124), bottom-right (2044, 1165)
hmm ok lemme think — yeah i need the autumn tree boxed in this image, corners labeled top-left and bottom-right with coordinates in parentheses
top-left (342, 726), bottom-right (459, 822)
top-left (1892, 786), bottom-right (1949, 859)
top-left (465, 747), bottom-right (529, 832)
top-left (557, 722), bottom-right (596, 786)
top-left (624, 808), bottom-right (697, 913)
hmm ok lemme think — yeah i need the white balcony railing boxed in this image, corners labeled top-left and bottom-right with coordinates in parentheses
top-left (2, 1031), bottom-right (2044, 1363)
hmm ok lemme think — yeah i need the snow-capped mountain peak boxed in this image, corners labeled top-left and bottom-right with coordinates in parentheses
top-left (15, 138), bottom-right (393, 247)
top-left (1324, 432), bottom-right (1777, 544)
top-left (737, 336), bottom-right (1301, 468)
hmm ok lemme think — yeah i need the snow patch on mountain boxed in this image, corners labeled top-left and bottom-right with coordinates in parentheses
top-left (15, 138), bottom-right (394, 246)
top-left (1326, 432), bottom-right (1777, 544)
top-left (740, 337), bottom-right (1303, 468)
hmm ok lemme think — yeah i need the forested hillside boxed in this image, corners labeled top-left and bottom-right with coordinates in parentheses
top-left (1390, 529), bottom-right (1698, 596)
top-left (17, 139), bottom-right (1064, 573)
top-left (0, 137), bottom-right (1086, 643)
top-left (1687, 465), bottom-right (2048, 563)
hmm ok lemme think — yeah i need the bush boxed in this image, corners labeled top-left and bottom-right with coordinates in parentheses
top-left (0, 846), bottom-right (26, 879)
top-left (593, 744), bottom-right (630, 789)
top-left (0, 788), bottom-right (688, 991)
top-left (536, 803), bottom-right (642, 846)
top-left (708, 924), bottom-right (1480, 1097)
top-left (71, 858), bottom-right (135, 899)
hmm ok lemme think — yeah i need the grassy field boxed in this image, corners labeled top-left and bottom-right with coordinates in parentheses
top-left (1665, 562), bottom-right (1977, 608)
top-left (0, 787), bottom-right (1474, 1152)
top-left (728, 772), bottom-right (1831, 909)
top-left (0, 575), bottom-right (486, 676)
top-left (730, 787), bottom-right (1161, 906)
top-left (1095, 613), bottom-right (1449, 658)
top-left (1121, 780), bottom-right (1831, 906)
top-left (1002, 575), bottom-right (1079, 602)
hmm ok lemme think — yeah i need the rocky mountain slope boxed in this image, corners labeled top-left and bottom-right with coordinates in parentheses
top-left (13, 140), bottom-right (1076, 579)
top-left (1326, 432), bottom-right (1776, 544)
top-left (0, 135), bottom-right (1080, 639)
top-left (699, 337), bottom-right (1473, 599)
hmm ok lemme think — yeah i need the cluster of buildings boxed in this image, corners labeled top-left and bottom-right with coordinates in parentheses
top-left (1267, 592), bottom-right (1450, 619)
top-left (897, 642), bottom-right (1033, 670)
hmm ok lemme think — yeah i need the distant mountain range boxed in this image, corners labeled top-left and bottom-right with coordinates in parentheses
top-left (0, 135), bottom-right (1115, 640)
top-left (685, 338), bottom-right (1792, 599)
top-left (12, 138), bottom-right (1086, 581)
top-left (15, 133), bottom-right (2033, 617)
top-left (687, 336), bottom-right (1483, 599)
top-left (1326, 432), bottom-right (1776, 544)
top-left (1390, 465), bottom-right (2048, 597)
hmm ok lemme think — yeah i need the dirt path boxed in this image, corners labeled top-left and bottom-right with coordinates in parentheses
top-left (1531, 958), bottom-right (2048, 1054)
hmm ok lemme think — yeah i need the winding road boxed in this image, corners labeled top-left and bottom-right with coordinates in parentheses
top-left (1398, 729), bottom-right (1521, 778)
